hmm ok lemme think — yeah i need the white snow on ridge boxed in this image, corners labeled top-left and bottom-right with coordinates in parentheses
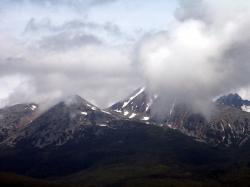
top-left (129, 113), bottom-right (136, 119)
top-left (101, 110), bottom-right (111, 115)
top-left (86, 104), bottom-right (97, 110)
top-left (122, 87), bottom-right (145, 108)
top-left (124, 111), bottom-right (129, 116)
top-left (145, 93), bottom-right (158, 112)
top-left (142, 116), bottom-right (150, 121)
top-left (114, 109), bottom-right (122, 113)
top-left (81, 111), bottom-right (87, 115)
top-left (169, 99), bottom-right (176, 116)
top-left (30, 105), bottom-right (37, 111)
top-left (241, 105), bottom-right (250, 112)
top-left (146, 97), bottom-right (153, 112)
top-left (99, 124), bottom-right (107, 127)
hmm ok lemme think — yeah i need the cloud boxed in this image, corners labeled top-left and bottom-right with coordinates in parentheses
top-left (2, 0), bottom-right (250, 117)
top-left (139, 0), bottom-right (250, 116)
top-left (0, 34), bottom-right (142, 108)
top-left (0, 0), bottom-right (141, 108)
top-left (23, 18), bottom-right (126, 45)
top-left (39, 32), bottom-right (102, 51)
top-left (0, 0), bottom-right (118, 9)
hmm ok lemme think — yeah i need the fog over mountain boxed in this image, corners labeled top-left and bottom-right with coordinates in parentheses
top-left (1, 0), bottom-right (250, 115)
top-left (2, 2), bottom-right (250, 186)
top-left (140, 0), bottom-right (250, 116)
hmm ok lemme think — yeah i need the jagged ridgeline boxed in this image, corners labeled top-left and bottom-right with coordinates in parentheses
top-left (0, 92), bottom-right (250, 187)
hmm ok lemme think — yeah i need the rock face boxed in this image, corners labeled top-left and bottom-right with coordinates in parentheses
top-left (0, 103), bottom-right (38, 142)
top-left (0, 92), bottom-right (250, 182)
top-left (3, 95), bottom-right (118, 148)
top-left (109, 88), bottom-right (250, 146)
top-left (216, 93), bottom-right (250, 112)
top-left (1, 91), bottom-right (250, 149)
top-left (109, 87), bottom-right (160, 122)
top-left (165, 103), bottom-right (250, 146)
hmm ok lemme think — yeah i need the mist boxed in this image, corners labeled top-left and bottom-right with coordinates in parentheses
top-left (0, 0), bottom-right (143, 108)
top-left (139, 0), bottom-right (250, 116)
top-left (1, 0), bottom-right (250, 116)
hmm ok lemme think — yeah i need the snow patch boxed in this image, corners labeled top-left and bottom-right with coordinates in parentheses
top-left (80, 111), bottom-right (87, 115)
top-left (86, 104), bottom-right (97, 110)
top-left (241, 105), bottom-right (250, 112)
top-left (30, 105), bottom-right (37, 111)
top-left (102, 110), bottom-right (111, 115)
top-left (124, 111), bottom-right (129, 116)
top-left (220, 123), bottom-right (225, 132)
top-left (122, 87), bottom-right (145, 108)
top-left (114, 109), bottom-right (122, 113)
top-left (145, 104), bottom-right (150, 112)
top-left (129, 113), bottom-right (136, 119)
top-left (142, 116), bottom-right (150, 121)
top-left (169, 99), bottom-right (176, 116)
top-left (99, 124), bottom-right (107, 127)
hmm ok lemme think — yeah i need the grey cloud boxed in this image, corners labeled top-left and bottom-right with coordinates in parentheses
top-left (0, 0), bottom-right (139, 109)
top-left (0, 35), bottom-right (142, 108)
top-left (139, 0), bottom-right (250, 117)
top-left (24, 18), bottom-right (123, 37)
top-left (4, 0), bottom-right (250, 118)
top-left (175, 0), bottom-right (206, 22)
top-left (1, 0), bottom-right (118, 8)
top-left (39, 32), bottom-right (101, 51)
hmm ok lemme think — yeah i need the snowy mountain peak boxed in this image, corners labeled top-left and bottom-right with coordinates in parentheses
top-left (121, 87), bottom-right (145, 108)
top-left (2, 95), bottom-right (119, 148)
top-left (216, 93), bottom-right (250, 112)
top-left (0, 103), bottom-right (39, 143)
top-left (109, 87), bottom-right (157, 116)
top-left (109, 88), bottom-right (250, 146)
top-left (64, 94), bottom-right (91, 106)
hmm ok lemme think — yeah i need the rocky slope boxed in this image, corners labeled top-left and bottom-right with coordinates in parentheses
top-left (2, 95), bottom-right (119, 148)
top-left (0, 103), bottom-right (38, 142)
top-left (109, 88), bottom-right (250, 146)
top-left (0, 92), bottom-right (249, 186)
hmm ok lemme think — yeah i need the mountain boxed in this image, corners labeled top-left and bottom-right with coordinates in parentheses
top-left (0, 103), bottom-right (38, 142)
top-left (167, 103), bottom-right (250, 146)
top-left (109, 87), bottom-right (160, 122)
top-left (0, 117), bottom-right (240, 182)
top-left (2, 95), bottom-right (118, 148)
top-left (0, 93), bottom-right (250, 187)
top-left (216, 93), bottom-right (250, 112)
top-left (109, 88), bottom-right (250, 146)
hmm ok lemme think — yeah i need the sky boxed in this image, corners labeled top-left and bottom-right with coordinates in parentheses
top-left (0, 0), bottom-right (178, 108)
top-left (1, 0), bottom-right (250, 111)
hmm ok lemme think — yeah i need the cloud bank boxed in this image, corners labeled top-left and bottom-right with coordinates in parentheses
top-left (139, 0), bottom-right (250, 115)
top-left (1, 0), bottom-right (250, 115)
top-left (0, 0), bottom-right (142, 108)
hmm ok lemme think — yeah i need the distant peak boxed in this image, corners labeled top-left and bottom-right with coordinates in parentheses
top-left (226, 93), bottom-right (242, 99)
top-left (63, 94), bottom-right (86, 105)
top-left (216, 93), bottom-right (246, 108)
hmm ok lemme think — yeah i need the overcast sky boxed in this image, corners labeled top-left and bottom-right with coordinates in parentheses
top-left (1, 0), bottom-right (250, 110)
top-left (0, 0), bottom-right (178, 108)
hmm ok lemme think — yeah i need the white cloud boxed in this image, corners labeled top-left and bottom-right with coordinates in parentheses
top-left (139, 0), bottom-right (250, 115)
top-left (0, 0), bottom-right (145, 108)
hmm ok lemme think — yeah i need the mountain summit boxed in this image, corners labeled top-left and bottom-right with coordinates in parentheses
top-left (109, 88), bottom-right (250, 146)
top-left (216, 93), bottom-right (250, 112)
top-left (1, 95), bottom-right (117, 148)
